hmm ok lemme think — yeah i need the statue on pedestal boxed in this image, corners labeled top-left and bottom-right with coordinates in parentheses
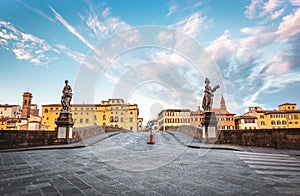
top-left (61, 80), bottom-right (72, 112)
top-left (202, 78), bottom-right (220, 111)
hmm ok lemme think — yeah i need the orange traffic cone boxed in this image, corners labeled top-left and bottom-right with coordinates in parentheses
top-left (147, 132), bottom-right (155, 144)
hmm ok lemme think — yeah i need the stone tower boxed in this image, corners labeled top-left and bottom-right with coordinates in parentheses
top-left (220, 95), bottom-right (227, 111)
top-left (21, 92), bottom-right (32, 118)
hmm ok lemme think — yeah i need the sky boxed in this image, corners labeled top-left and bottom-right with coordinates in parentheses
top-left (0, 0), bottom-right (300, 123)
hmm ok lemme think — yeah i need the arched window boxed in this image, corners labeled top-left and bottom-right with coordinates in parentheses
top-left (282, 120), bottom-right (286, 125)
top-left (277, 121), bottom-right (281, 125)
top-left (271, 121), bottom-right (276, 125)
top-left (44, 109), bottom-right (48, 113)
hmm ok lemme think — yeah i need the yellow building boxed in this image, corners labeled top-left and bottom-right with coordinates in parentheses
top-left (244, 103), bottom-right (300, 129)
top-left (42, 99), bottom-right (142, 132)
top-left (157, 109), bottom-right (191, 131)
top-left (0, 118), bottom-right (7, 130)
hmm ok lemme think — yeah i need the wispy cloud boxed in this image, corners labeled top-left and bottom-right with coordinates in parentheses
top-left (169, 12), bottom-right (211, 38)
top-left (20, 2), bottom-right (56, 23)
top-left (49, 5), bottom-right (94, 50)
top-left (0, 21), bottom-right (52, 65)
top-left (245, 0), bottom-right (285, 20)
top-left (55, 44), bottom-right (85, 63)
top-left (85, 5), bottom-right (131, 40)
top-left (276, 8), bottom-right (300, 42)
top-left (167, 1), bottom-right (178, 16)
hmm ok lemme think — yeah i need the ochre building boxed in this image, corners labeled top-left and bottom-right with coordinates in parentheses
top-left (42, 99), bottom-right (142, 132)
top-left (240, 103), bottom-right (300, 129)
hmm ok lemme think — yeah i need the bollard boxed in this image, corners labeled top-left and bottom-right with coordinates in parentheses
top-left (147, 132), bottom-right (155, 144)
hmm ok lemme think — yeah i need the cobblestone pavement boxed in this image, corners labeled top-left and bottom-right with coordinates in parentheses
top-left (0, 132), bottom-right (299, 195)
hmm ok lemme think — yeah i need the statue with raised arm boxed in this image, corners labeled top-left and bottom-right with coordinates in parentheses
top-left (202, 78), bottom-right (220, 111)
top-left (61, 80), bottom-right (72, 112)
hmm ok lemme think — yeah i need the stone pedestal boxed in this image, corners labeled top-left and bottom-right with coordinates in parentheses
top-left (202, 111), bottom-right (218, 143)
top-left (55, 111), bottom-right (74, 144)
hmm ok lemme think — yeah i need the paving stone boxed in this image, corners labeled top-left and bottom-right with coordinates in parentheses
top-left (0, 132), bottom-right (299, 195)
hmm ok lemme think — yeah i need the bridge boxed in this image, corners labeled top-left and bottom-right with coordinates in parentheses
top-left (0, 130), bottom-right (299, 195)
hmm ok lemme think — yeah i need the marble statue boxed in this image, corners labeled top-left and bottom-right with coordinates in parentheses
top-left (61, 80), bottom-right (72, 112)
top-left (202, 78), bottom-right (220, 111)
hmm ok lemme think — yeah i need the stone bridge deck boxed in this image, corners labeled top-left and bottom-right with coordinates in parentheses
top-left (0, 132), bottom-right (299, 195)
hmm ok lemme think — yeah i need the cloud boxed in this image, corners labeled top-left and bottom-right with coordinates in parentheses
top-left (206, 30), bottom-right (236, 63)
top-left (84, 4), bottom-right (132, 40)
top-left (102, 7), bottom-right (111, 18)
top-left (169, 12), bottom-right (210, 38)
top-left (271, 8), bottom-right (285, 19)
top-left (155, 51), bottom-right (187, 67)
top-left (245, 0), bottom-right (285, 20)
top-left (49, 6), bottom-right (94, 50)
top-left (276, 8), bottom-right (300, 42)
top-left (0, 21), bottom-right (52, 65)
top-left (20, 2), bottom-right (56, 23)
top-left (167, 2), bottom-right (178, 16)
top-left (55, 44), bottom-right (85, 63)
top-left (245, 0), bottom-right (264, 19)
top-left (290, 0), bottom-right (300, 6)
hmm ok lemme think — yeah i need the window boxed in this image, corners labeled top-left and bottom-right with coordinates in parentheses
top-left (295, 122), bottom-right (298, 124)
top-left (130, 127), bottom-right (133, 131)
top-left (130, 111), bottom-right (133, 115)
top-left (130, 117), bottom-right (133, 122)
top-left (45, 109), bottom-right (48, 113)
top-left (46, 117), bottom-right (49, 120)
top-left (110, 117), bottom-right (114, 122)
top-left (103, 115), bottom-right (106, 120)
top-left (271, 121), bottom-right (276, 125)
top-left (295, 114), bottom-right (298, 119)
top-left (81, 108), bottom-right (83, 111)
top-left (289, 122), bottom-right (293, 124)
top-left (277, 121), bottom-right (281, 125)
top-left (94, 115), bottom-right (97, 120)
top-left (114, 116), bottom-right (118, 122)
top-left (121, 118), bottom-right (124, 123)
top-left (288, 114), bottom-right (292, 120)
top-left (282, 120), bottom-right (286, 125)
top-left (260, 115), bottom-right (264, 119)
top-left (86, 119), bottom-right (89, 123)
top-left (80, 119), bottom-right (83, 123)
top-left (50, 108), bottom-right (53, 110)
top-left (261, 121), bottom-right (265, 125)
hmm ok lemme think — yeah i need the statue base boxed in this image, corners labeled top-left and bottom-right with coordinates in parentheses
top-left (202, 111), bottom-right (218, 144)
top-left (55, 111), bottom-right (74, 144)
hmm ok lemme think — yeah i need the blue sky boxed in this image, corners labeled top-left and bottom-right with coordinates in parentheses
top-left (1, 0), bottom-right (300, 122)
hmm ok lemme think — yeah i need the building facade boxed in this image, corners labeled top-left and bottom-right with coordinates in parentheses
top-left (0, 92), bottom-right (45, 130)
top-left (235, 116), bottom-right (258, 130)
top-left (244, 103), bottom-right (300, 129)
top-left (0, 104), bottom-right (21, 119)
top-left (42, 99), bottom-right (142, 132)
top-left (157, 109), bottom-right (191, 131)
